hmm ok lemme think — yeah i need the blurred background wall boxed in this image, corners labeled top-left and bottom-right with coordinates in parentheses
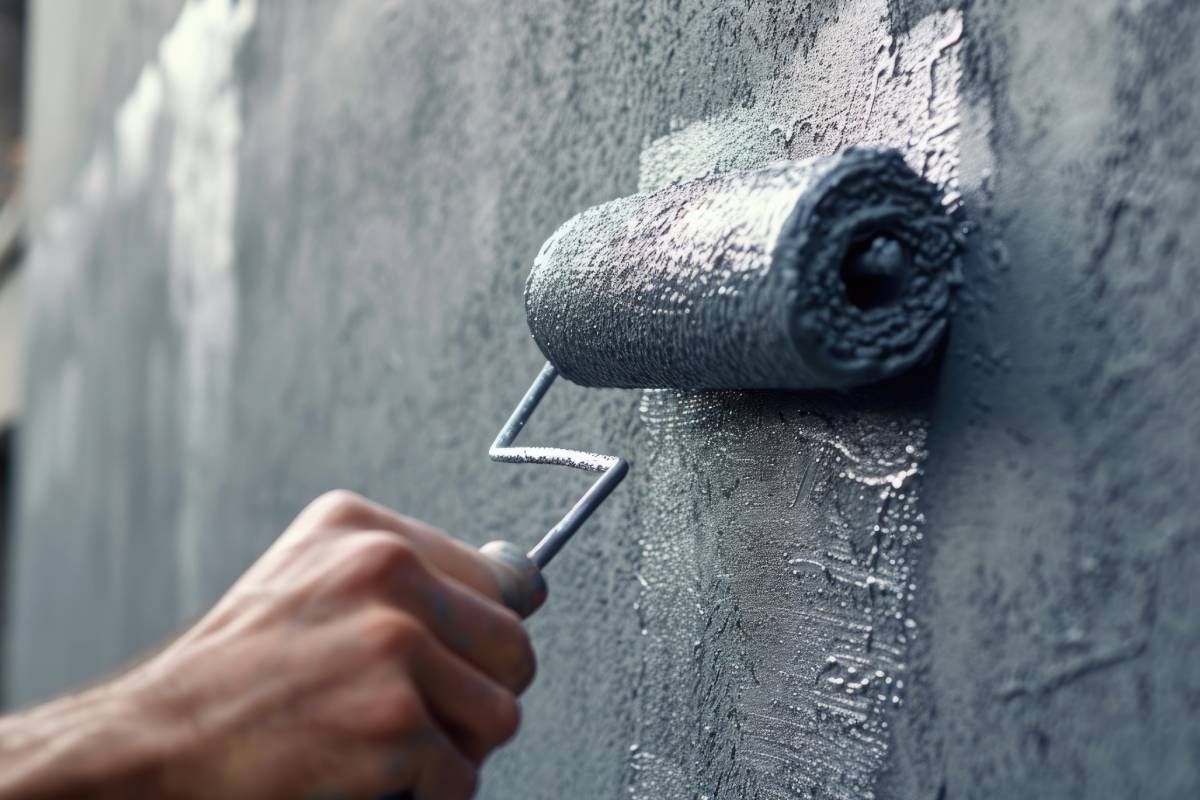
top-left (3, 1), bottom-right (1198, 798)
top-left (0, 0), bottom-right (25, 700)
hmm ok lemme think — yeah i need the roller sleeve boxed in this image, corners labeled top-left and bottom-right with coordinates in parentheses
top-left (524, 147), bottom-right (962, 391)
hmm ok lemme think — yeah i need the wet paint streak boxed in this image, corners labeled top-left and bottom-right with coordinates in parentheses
top-left (632, 389), bottom-right (931, 800)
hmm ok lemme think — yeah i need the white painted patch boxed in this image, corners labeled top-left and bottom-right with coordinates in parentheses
top-left (779, 6), bottom-right (965, 199)
top-left (640, 5), bottom-right (966, 197)
top-left (638, 110), bottom-right (782, 192)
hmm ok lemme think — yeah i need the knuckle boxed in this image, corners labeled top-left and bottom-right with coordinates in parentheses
top-left (333, 535), bottom-right (424, 597)
top-left (361, 610), bottom-right (427, 659)
top-left (497, 616), bottom-right (537, 691)
top-left (310, 489), bottom-right (366, 525)
top-left (369, 684), bottom-right (427, 738)
top-left (489, 692), bottom-right (521, 745)
top-left (348, 535), bottom-right (421, 583)
top-left (515, 648), bottom-right (538, 693)
top-left (373, 535), bottom-right (420, 574)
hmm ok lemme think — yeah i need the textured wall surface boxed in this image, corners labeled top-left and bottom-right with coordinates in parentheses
top-left (6, 1), bottom-right (1198, 798)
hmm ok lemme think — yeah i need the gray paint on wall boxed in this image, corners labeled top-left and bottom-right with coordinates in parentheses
top-left (5, 1), bottom-right (1199, 799)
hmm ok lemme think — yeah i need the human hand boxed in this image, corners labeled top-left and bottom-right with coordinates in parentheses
top-left (130, 490), bottom-right (537, 799)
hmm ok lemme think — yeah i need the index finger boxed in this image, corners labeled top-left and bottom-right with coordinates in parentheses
top-left (321, 492), bottom-right (510, 605)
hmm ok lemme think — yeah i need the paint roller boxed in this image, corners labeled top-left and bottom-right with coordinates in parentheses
top-left (478, 146), bottom-right (961, 617)
top-left (386, 145), bottom-right (959, 798)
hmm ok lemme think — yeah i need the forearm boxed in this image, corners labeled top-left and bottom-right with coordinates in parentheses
top-left (0, 491), bottom-right (536, 799)
top-left (0, 676), bottom-right (175, 799)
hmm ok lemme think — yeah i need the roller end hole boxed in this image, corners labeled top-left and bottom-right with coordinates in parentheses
top-left (840, 235), bottom-right (909, 309)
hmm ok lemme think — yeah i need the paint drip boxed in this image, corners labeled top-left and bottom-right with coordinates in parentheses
top-left (525, 147), bottom-right (962, 392)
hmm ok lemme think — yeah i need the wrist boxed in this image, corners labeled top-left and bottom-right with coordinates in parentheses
top-left (0, 672), bottom-right (188, 799)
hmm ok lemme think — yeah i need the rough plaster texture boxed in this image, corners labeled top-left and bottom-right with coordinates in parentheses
top-left (5, 1), bottom-right (1198, 798)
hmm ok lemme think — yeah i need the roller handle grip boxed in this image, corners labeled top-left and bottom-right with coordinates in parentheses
top-left (379, 541), bottom-right (545, 800)
top-left (477, 540), bottom-right (548, 619)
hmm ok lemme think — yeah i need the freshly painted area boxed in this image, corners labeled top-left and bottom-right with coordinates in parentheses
top-left (6, 1), bottom-right (1199, 799)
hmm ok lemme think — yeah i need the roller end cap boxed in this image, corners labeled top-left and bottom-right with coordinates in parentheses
top-left (480, 540), bottom-right (548, 618)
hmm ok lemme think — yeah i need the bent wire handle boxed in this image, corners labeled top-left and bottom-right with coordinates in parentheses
top-left (489, 361), bottom-right (629, 569)
top-left (379, 365), bottom-right (628, 800)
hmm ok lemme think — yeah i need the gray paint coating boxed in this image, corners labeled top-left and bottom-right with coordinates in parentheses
top-left (5, 1), bottom-right (1199, 799)
top-left (527, 148), bottom-right (960, 390)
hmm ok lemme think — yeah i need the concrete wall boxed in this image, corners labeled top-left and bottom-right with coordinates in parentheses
top-left (6, 1), bottom-right (1198, 798)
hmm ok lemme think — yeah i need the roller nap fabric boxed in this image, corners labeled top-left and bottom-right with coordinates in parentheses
top-left (525, 147), bottom-right (962, 390)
